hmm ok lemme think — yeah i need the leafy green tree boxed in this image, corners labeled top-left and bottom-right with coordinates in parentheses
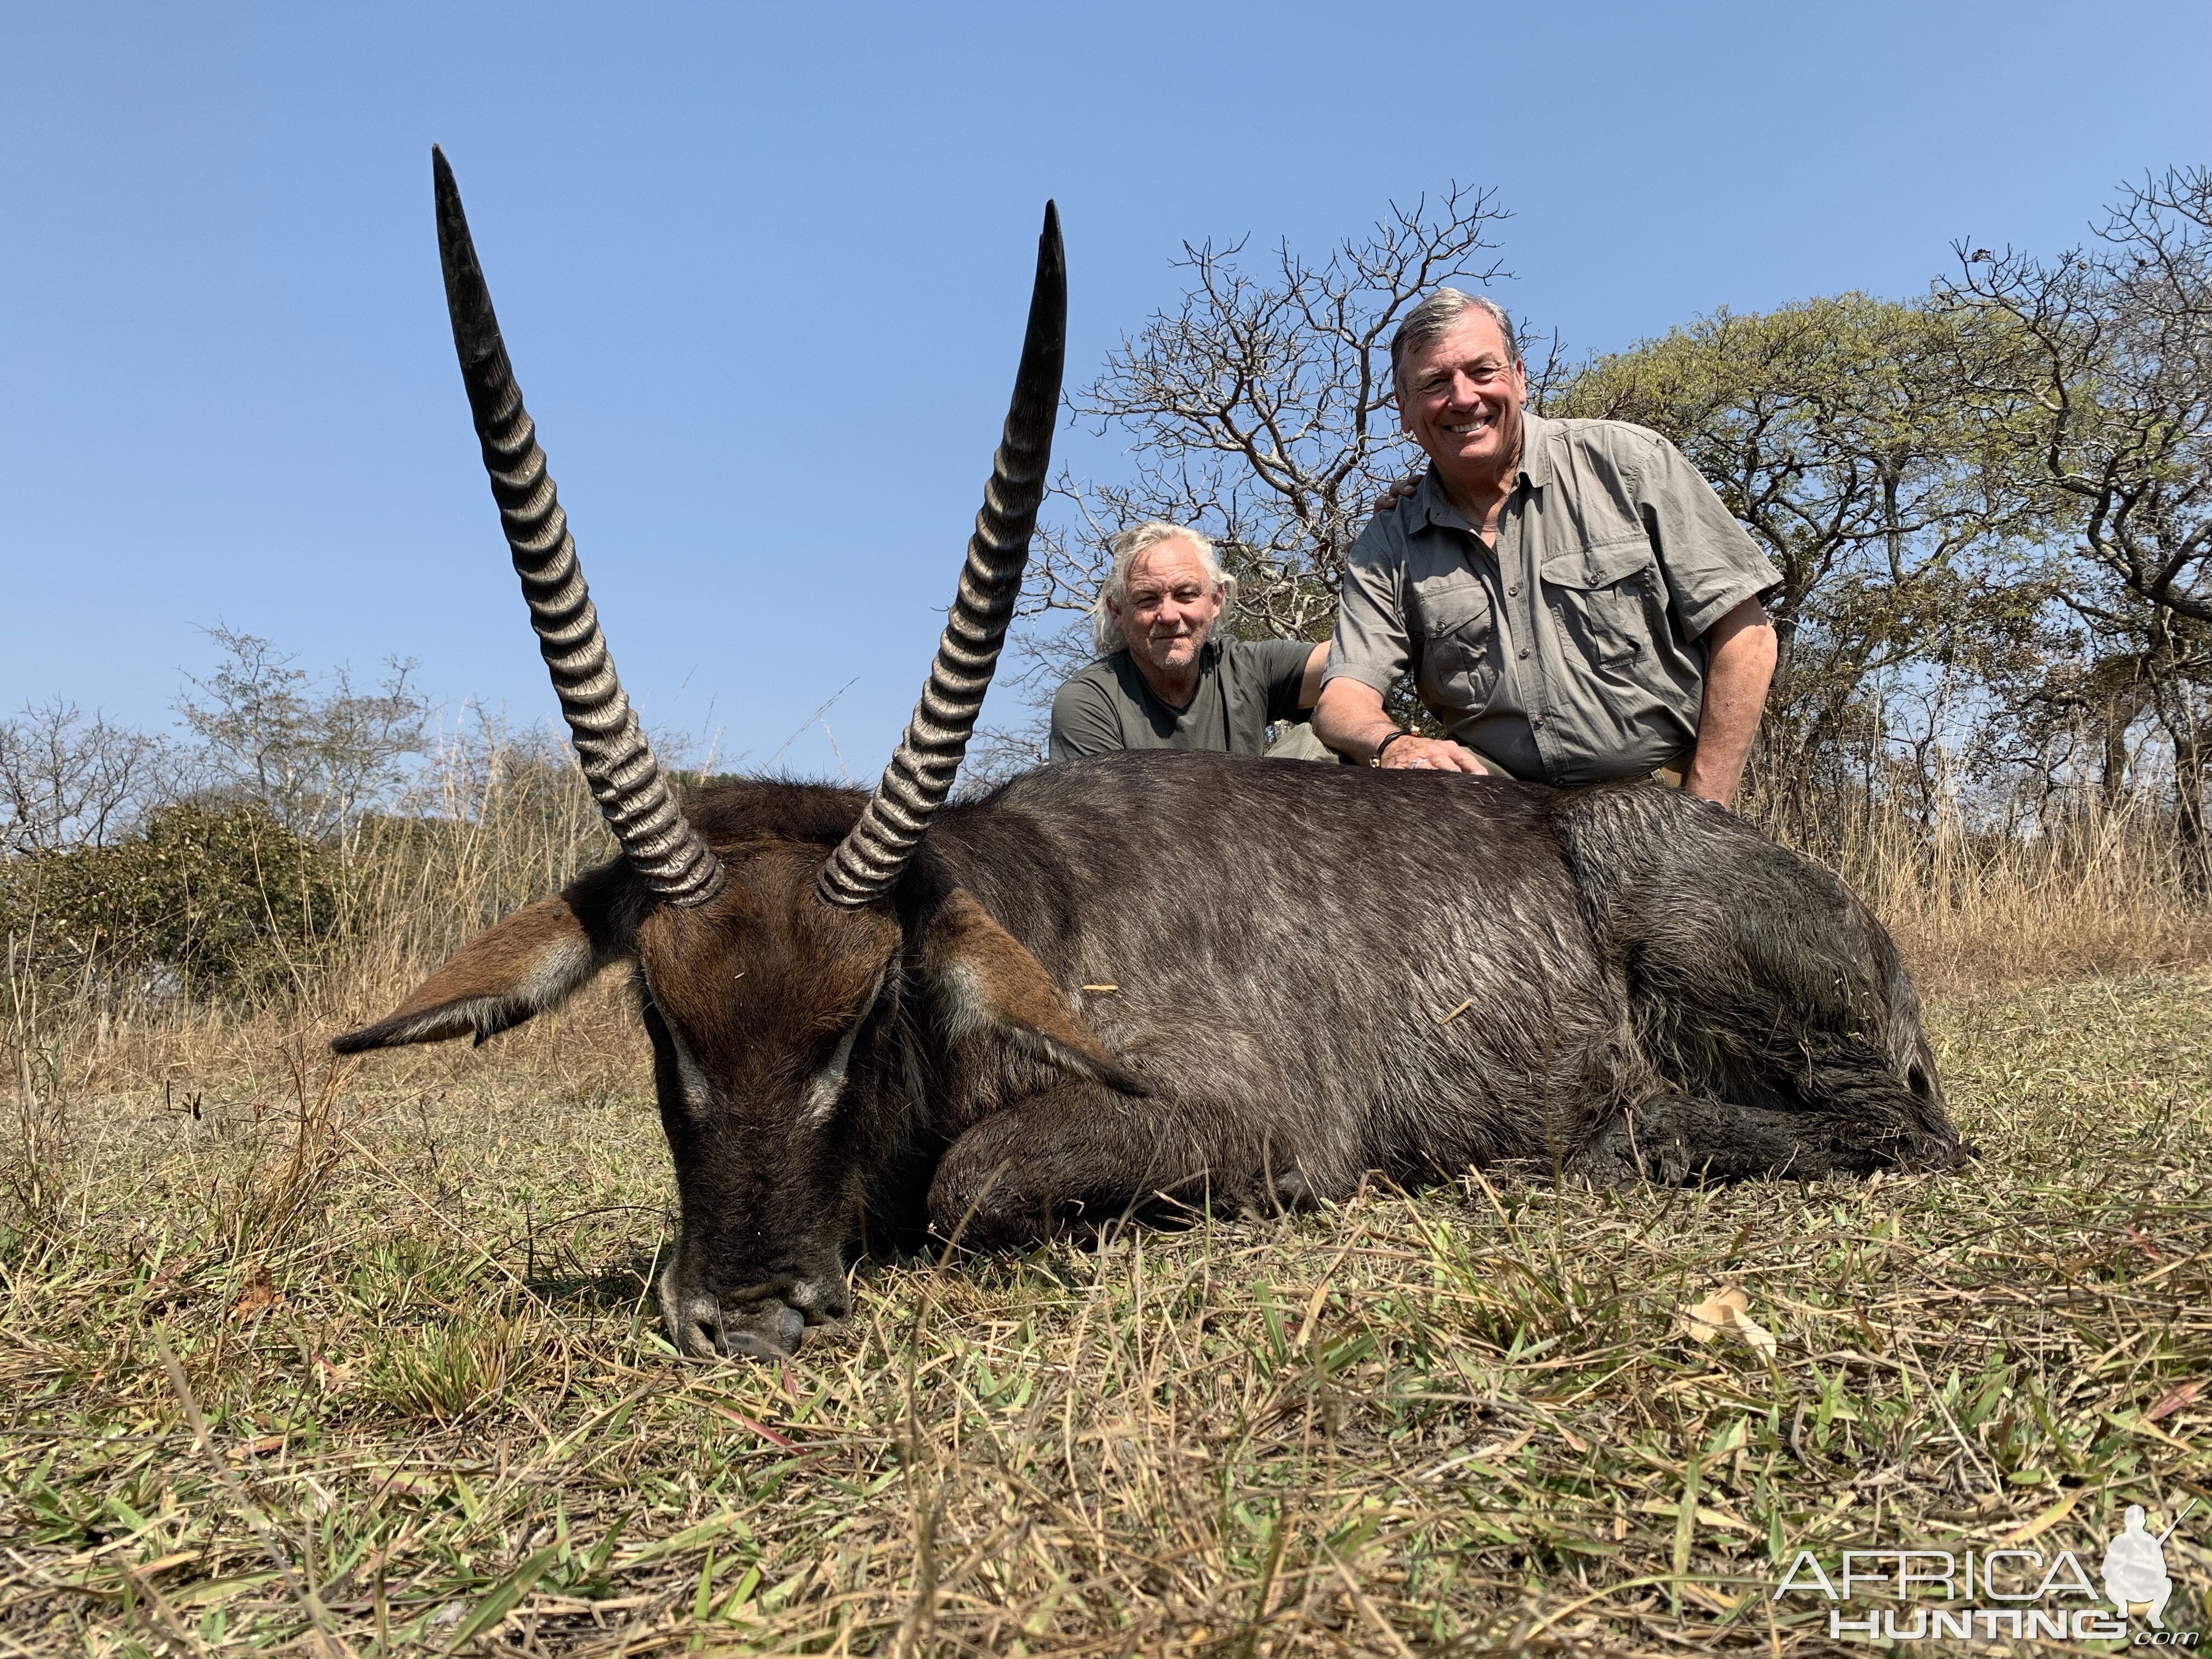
top-left (1544, 294), bottom-right (2045, 822)
top-left (1942, 168), bottom-right (2212, 854)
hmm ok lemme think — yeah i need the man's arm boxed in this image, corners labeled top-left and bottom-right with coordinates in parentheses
top-left (1313, 679), bottom-right (1488, 772)
top-left (1682, 598), bottom-right (1775, 806)
top-left (1315, 521), bottom-right (1485, 770)
top-left (1296, 643), bottom-right (1327, 709)
top-left (1627, 430), bottom-right (1779, 805)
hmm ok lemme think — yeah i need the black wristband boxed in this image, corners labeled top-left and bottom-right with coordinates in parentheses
top-left (1370, 729), bottom-right (1414, 766)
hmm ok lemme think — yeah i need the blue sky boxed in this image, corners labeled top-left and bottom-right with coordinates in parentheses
top-left (3, 2), bottom-right (2207, 781)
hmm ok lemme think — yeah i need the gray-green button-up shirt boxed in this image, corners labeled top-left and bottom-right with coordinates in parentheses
top-left (1324, 413), bottom-right (1779, 786)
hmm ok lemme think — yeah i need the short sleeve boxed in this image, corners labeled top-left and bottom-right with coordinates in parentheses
top-left (1323, 517), bottom-right (1412, 695)
top-left (1048, 671), bottom-right (1126, 762)
top-left (1634, 436), bottom-right (1781, 640)
top-left (1247, 639), bottom-right (1319, 721)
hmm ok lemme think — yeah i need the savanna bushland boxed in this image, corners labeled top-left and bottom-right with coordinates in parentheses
top-left (4, 171), bottom-right (2210, 1656)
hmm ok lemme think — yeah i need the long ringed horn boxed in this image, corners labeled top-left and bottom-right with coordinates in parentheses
top-left (816, 203), bottom-right (1066, 907)
top-left (431, 146), bottom-right (724, 907)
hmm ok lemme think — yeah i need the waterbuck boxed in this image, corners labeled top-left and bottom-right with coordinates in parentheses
top-left (336, 151), bottom-right (1965, 1361)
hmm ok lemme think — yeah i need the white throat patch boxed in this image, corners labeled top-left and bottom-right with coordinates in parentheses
top-left (800, 963), bottom-right (886, 1125)
top-left (799, 1022), bottom-right (862, 1125)
top-left (663, 1021), bottom-right (716, 1113)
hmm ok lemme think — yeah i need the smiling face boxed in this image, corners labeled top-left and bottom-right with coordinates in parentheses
top-left (1398, 307), bottom-right (1528, 493)
top-left (1108, 538), bottom-right (1225, 680)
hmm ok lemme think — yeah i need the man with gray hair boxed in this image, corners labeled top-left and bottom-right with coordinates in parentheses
top-left (1313, 289), bottom-right (1779, 804)
top-left (1050, 521), bottom-right (1326, 761)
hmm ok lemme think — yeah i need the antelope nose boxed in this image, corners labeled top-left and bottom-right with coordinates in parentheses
top-left (716, 1300), bottom-right (806, 1361)
top-left (787, 1278), bottom-right (851, 1324)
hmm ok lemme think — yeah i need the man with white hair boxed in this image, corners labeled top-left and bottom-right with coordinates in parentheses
top-left (1049, 521), bottom-right (1327, 761)
top-left (1314, 289), bottom-right (1779, 804)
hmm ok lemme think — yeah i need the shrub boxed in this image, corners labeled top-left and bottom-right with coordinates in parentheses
top-left (0, 802), bottom-right (342, 997)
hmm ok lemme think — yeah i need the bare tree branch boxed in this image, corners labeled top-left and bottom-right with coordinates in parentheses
top-left (0, 702), bottom-right (176, 855)
top-left (1039, 185), bottom-right (1513, 667)
top-left (176, 628), bottom-right (428, 849)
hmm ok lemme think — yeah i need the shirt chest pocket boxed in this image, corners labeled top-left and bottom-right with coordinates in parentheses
top-left (1413, 573), bottom-right (1504, 712)
top-left (1541, 533), bottom-right (1658, 670)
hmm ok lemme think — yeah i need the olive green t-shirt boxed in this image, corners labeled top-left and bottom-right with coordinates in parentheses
top-left (1048, 637), bottom-right (1315, 762)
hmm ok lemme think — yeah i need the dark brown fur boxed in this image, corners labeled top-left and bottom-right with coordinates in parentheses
top-left (337, 753), bottom-right (1965, 1359)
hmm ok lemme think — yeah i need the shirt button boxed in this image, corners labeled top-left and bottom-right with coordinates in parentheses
top-left (1517, 648), bottom-right (1530, 659)
top-left (1508, 584), bottom-right (1520, 596)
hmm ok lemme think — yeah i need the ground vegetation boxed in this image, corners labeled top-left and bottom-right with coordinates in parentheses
top-left (4, 170), bottom-right (2211, 1657)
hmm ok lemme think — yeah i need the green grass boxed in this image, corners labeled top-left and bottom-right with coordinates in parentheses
top-left (3, 974), bottom-right (2209, 1655)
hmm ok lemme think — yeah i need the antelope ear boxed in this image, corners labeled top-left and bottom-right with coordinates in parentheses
top-left (921, 888), bottom-right (1149, 1097)
top-left (332, 872), bottom-right (632, 1053)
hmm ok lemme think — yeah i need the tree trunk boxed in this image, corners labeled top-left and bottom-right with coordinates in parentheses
top-left (2176, 726), bottom-right (2209, 890)
top-left (2100, 707), bottom-right (2130, 808)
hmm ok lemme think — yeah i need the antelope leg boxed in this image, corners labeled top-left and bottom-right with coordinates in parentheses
top-left (1566, 1089), bottom-right (1968, 1187)
top-left (926, 1085), bottom-right (1316, 1250)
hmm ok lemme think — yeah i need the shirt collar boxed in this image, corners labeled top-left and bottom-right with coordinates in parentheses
top-left (1408, 407), bottom-right (1555, 531)
top-left (1518, 409), bottom-right (1556, 488)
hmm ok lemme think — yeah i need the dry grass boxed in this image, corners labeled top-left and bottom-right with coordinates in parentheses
top-left (2, 978), bottom-right (2209, 1655)
top-left (3, 774), bottom-right (2211, 1655)
top-left (1784, 791), bottom-right (2212, 998)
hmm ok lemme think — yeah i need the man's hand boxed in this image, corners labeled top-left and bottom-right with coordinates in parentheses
top-left (1367, 474), bottom-right (1421, 515)
top-left (1378, 735), bottom-right (1487, 773)
top-left (1313, 678), bottom-right (1487, 772)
